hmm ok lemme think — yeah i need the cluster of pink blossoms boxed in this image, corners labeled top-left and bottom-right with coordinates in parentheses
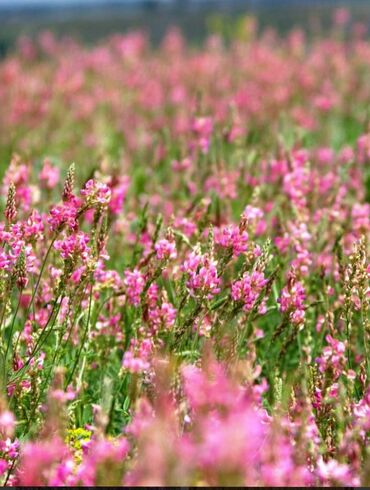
top-left (122, 338), bottom-right (153, 373)
top-left (54, 232), bottom-right (91, 262)
top-left (154, 238), bottom-right (177, 261)
top-left (214, 224), bottom-right (249, 257)
top-left (191, 116), bottom-right (213, 154)
top-left (278, 272), bottom-right (306, 326)
top-left (123, 269), bottom-right (145, 306)
top-left (316, 334), bottom-right (348, 380)
top-left (146, 283), bottom-right (176, 333)
top-left (231, 271), bottom-right (268, 313)
top-left (80, 179), bottom-right (111, 206)
top-left (48, 201), bottom-right (79, 232)
top-left (182, 251), bottom-right (221, 299)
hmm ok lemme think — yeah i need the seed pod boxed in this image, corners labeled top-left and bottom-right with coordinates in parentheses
top-left (14, 248), bottom-right (27, 291)
top-left (4, 182), bottom-right (17, 224)
top-left (62, 163), bottom-right (75, 202)
top-left (97, 214), bottom-right (108, 255)
top-left (207, 224), bottom-right (214, 258)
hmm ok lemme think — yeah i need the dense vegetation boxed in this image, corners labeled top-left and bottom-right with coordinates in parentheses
top-left (0, 14), bottom-right (369, 486)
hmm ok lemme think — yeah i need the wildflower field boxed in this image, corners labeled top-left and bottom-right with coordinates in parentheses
top-left (0, 15), bottom-right (369, 486)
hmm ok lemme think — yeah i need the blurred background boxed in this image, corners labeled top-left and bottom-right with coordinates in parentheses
top-left (0, 0), bottom-right (370, 56)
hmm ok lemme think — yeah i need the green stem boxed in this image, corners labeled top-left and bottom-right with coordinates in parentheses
top-left (4, 291), bottom-right (22, 376)
top-left (24, 236), bottom-right (56, 322)
top-left (10, 294), bottom-right (63, 385)
top-left (66, 280), bottom-right (93, 387)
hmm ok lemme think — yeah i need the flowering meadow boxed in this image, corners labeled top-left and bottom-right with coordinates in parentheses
top-left (0, 15), bottom-right (369, 486)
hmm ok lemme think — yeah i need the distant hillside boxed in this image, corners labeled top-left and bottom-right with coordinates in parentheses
top-left (0, 0), bottom-right (369, 56)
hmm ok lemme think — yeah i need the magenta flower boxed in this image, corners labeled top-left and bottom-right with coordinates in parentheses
top-left (182, 251), bottom-right (221, 299)
top-left (231, 271), bottom-right (268, 312)
top-left (54, 232), bottom-right (91, 262)
top-left (124, 268), bottom-right (145, 306)
top-left (155, 238), bottom-right (177, 261)
top-left (215, 224), bottom-right (249, 257)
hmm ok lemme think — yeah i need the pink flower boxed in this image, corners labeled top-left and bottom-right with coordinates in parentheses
top-left (109, 175), bottom-right (130, 215)
top-left (40, 159), bottom-right (60, 189)
top-left (122, 339), bottom-right (153, 373)
top-left (191, 116), bottom-right (213, 153)
top-left (171, 157), bottom-right (192, 172)
top-left (0, 459), bottom-right (8, 476)
top-left (48, 200), bottom-right (80, 232)
top-left (182, 251), bottom-right (221, 299)
top-left (231, 271), bottom-right (268, 312)
top-left (333, 7), bottom-right (350, 26)
top-left (352, 203), bottom-right (370, 233)
top-left (0, 411), bottom-right (15, 438)
top-left (317, 458), bottom-right (358, 486)
top-left (315, 334), bottom-right (346, 380)
top-left (174, 217), bottom-right (197, 237)
top-left (76, 437), bottom-right (129, 486)
top-left (215, 224), bottom-right (248, 257)
top-left (278, 274), bottom-right (305, 326)
top-left (124, 269), bottom-right (145, 306)
top-left (16, 438), bottom-right (71, 486)
top-left (81, 179), bottom-right (111, 206)
top-left (54, 232), bottom-right (90, 262)
top-left (155, 239), bottom-right (177, 260)
top-left (148, 301), bottom-right (177, 332)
